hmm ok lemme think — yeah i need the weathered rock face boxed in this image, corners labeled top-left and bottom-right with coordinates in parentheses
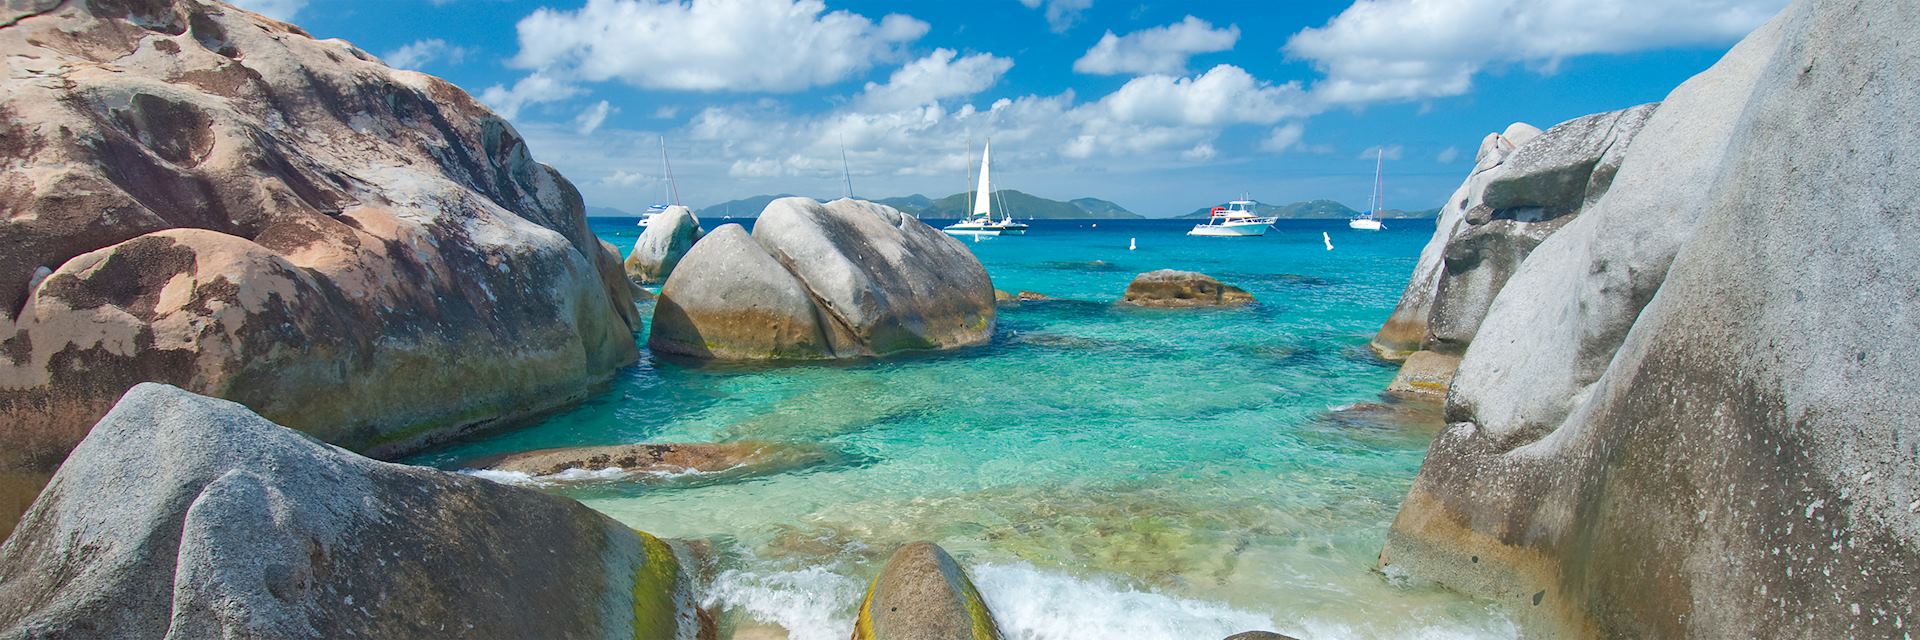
top-left (1380, 2), bottom-right (1920, 637)
top-left (1368, 103), bottom-right (1657, 386)
top-left (1119, 270), bottom-right (1253, 307)
top-left (0, 0), bottom-right (639, 504)
top-left (625, 206), bottom-right (704, 284)
top-left (470, 440), bottom-right (834, 480)
top-left (651, 198), bottom-right (995, 360)
top-left (852, 542), bottom-right (1003, 640)
top-left (0, 383), bottom-right (701, 638)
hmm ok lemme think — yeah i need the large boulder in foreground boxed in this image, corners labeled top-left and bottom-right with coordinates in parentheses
top-left (651, 198), bottom-right (995, 360)
top-left (1366, 102), bottom-right (1656, 387)
top-left (0, 0), bottom-right (639, 516)
top-left (1119, 270), bottom-right (1253, 307)
top-left (852, 542), bottom-right (1003, 640)
top-left (625, 206), bottom-right (704, 284)
top-left (0, 384), bottom-right (701, 639)
top-left (1379, 2), bottom-right (1920, 637)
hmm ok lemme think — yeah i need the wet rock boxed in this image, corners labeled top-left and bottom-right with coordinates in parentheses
top-left (852, 542), bottom-right (1003, 640)
top-left (0, 384), bottom-right (701, 638)
top-left (1223, 632), bottom-right (1302, 640)
top-left (1120, 270), bottom-right (1253, 307)
top-left (1384, 351), bottom-right (1461, 397)
top-left (1381, 3), bottom-right (1920, 636)
top-left (470, 440), bottom-right (834, 480)
top-left (651, 198), bottom-right (995, 360)
top-left (625, 206), bottom-right (704, 284)
top-left (0, 0), bottom-right (639, 513)
top-left (1015, 291), bottom-right (1051, 301)
top-left (994, 289), bottom-right (1016, 304)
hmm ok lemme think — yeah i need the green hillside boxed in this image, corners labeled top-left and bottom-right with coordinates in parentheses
top-left (1177, 199), bottom-right (1443, 220)
top-left (921, 190), bottom-right (1141, 219)
top-left (874, 194), bottom-right (934, 214)
top-left (701, 194), bottom-right (802, 218)
top-left (696, 191), bottom-right (1141, 219)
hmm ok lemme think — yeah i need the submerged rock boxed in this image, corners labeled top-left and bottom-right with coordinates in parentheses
top-left (852, 542), bottom-right (1003, 640)
top-left (1380, 2), bottom-right (1920, 636)
top-left (1120, 270), bottom-right (1253, 307)
top-left (625, 206), bottom-right (705, 284)
top-left (1384, 351), bottom-right (1461, 397)
top-left (0, 0), bottom-right (639, 513)
top-left (651, 198), bottom-right (995, 360)
top-left (470, 440), bottom-right (833, 480)
top-left (0, 384), bottom-right (703, 638)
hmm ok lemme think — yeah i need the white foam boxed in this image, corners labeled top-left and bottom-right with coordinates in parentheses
top-left (459, 466), bottom-right (632, 486)
top-left (970, 563), bottom-right (1278, 640)
top-left (703, 566), bottom-right (863, 640)
top-left (702, 559), bottom-right (1515, 640)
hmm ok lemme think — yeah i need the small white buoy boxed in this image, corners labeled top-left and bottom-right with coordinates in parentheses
top-left (1323, 232), bottom-right (1334, 251)
top-left (1092, 223), bottom-right (1099, 228)
top-left (1129, 237), bottom-right (1137, 251)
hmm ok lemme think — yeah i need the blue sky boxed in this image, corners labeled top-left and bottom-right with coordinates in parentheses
top-left (235, 0), bottom-right (1784, 216)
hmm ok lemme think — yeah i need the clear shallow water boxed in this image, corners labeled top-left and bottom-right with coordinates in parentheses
top-left (411, 218), bottom-right (1514, 639)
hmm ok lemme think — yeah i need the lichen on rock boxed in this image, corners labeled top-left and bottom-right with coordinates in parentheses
top-left (0, 0), bottom-right (640, 518)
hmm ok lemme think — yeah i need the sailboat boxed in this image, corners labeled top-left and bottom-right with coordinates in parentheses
top-left (943, 140), bottom-right (1028, 237)
top-left (638, 136), bottom-right (684, 227)
top-left (1349, 148), bottom-right (1387, 231)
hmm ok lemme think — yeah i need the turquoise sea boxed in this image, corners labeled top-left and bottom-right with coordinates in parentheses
top-left (411, 217), bottom-right (1514, 639)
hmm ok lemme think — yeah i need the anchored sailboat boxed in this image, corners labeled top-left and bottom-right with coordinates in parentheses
top-left (943, 140), bottom-right (1029, 237)
top-left (1349, 149), bottom-right (1387, 231)
top-left (638, 136), bottom-right (683, 227)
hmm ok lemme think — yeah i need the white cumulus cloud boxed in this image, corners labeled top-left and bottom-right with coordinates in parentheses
top-left (1286, 0), bottom-right (1786, 105)
top-left (1260, 123), bottom-right (1306, 153)
top-left (1074, 16), bottom-right (1239, 76)
top-left (382, 39), bottom-right (472, 71)
top-left (1090, 64), bottom-right (1311, 128)
top-left (509, 0), bottom-right (929, 93)
top-left (575, 100), bottom-right (615, 135)
top-left (1017, 0), bottom-right (1093, 33)
top-left (857, 49), bottom-right (1014, 112)
top-left (478, 72), bottom-right (582, 120)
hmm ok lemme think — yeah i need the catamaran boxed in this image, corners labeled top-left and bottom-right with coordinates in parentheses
top-left (1349, 148), bottom-right (1387, 231)
top-left (943, 140), bottom-right (1028, 237)
top-left (1188, 199), bottom-right (1277, 237)
top-left (638, 136), bottom-right (683, 227)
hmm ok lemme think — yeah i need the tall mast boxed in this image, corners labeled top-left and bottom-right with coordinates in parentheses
top-left (1375, 147), bottom-right (1385, 214)
top-left (840, 147), bottom-right (854, 199)
top-left (963, 139), bottom-right (974, 218)
top-left (661, 136), bottom-right (681, 206)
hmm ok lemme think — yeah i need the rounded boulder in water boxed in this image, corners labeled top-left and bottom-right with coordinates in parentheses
top-left (853, 542), bottom-right (1003, 640)
top-left (1119, 270), bottom-right (1253, 307)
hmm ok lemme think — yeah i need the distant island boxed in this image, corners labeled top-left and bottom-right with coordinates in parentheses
top-left (1176, 199), bottom-right (1441, 220)
top-left (591, 195), bottom-right (1438, 220)
top-left (691, 190), bottom-right (1141, 219)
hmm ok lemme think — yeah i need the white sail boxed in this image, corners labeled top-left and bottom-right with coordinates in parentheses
top-left (972, 140), bottom-right (992, 217)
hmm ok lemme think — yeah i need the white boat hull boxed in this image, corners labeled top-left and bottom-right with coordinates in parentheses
top-left (1188, 221), bottom-right (1270, 237)
top-left (1348, 218), bottom-right (1383, 230)
top-left (942, 225), bottom-right (1002, 237)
